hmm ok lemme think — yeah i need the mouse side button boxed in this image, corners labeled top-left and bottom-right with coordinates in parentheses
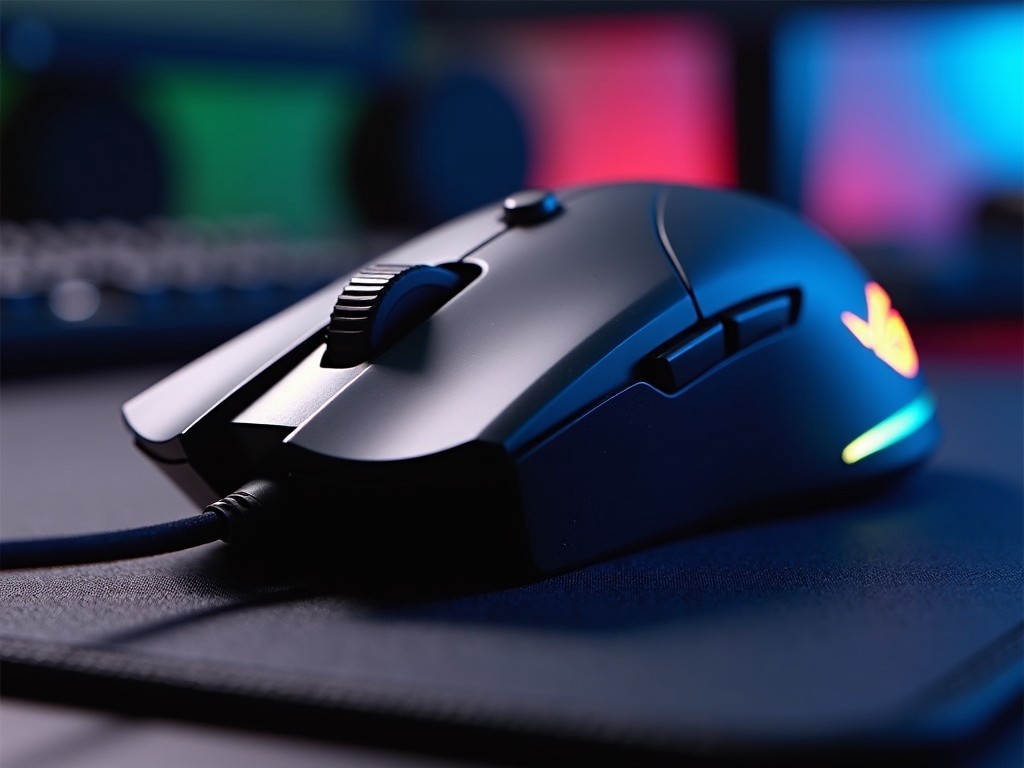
top-left (649, 323), bottom-right (727, 392)
top-left (724, 294), bottom-right (794, 349)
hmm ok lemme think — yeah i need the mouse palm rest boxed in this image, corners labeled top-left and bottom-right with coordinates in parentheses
top-left (123, 184), bottom-right (939, 574)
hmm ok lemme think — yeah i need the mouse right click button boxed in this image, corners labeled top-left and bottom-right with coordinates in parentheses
top-left (725, 294), bottom-right (794, 349)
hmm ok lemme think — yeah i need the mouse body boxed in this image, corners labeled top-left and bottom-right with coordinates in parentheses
top-left (123, 183), bottom-right (939, 575)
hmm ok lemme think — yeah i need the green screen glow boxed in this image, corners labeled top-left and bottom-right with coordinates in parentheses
top-left (842, 393), bottom-right (936, 465)
top-left (136, 64), bottom-right (359, 236)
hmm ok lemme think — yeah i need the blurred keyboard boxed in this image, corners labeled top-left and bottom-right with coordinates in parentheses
top-left (0, 218), bottom-right (396, 375)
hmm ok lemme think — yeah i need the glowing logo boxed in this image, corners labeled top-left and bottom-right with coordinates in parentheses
top-left (841, 282), bottom-right (919, 378)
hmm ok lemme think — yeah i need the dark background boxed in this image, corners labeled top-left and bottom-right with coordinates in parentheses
top-left (1, 0), bottom-right (1021, 373)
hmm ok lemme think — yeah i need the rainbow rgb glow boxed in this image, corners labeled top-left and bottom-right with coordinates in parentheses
top-left (842, 393), bottom-right (936, 465)
top-left (776, 5), bottom-right (1024, 244)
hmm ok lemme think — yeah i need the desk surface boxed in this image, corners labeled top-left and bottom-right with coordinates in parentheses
top-left (1, 352), bottom-right (1021, 767)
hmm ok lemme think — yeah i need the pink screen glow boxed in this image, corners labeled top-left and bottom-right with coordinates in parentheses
top-left (484, 17), bottom-right (735, 190)
top-left (806, 31), bottom-right (982, 243)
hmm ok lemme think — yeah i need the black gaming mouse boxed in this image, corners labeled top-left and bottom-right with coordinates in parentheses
top-left (122, 183), bottom-right (939, 575)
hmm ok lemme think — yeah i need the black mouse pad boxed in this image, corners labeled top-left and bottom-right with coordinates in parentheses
top-left (0, 362), bottom-right (1021, 765)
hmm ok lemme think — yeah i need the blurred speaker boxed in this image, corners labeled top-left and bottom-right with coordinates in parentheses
top-left (1, 73), bottom-right (168, 222)
top-left (348, 69), bottom-right (529, 230)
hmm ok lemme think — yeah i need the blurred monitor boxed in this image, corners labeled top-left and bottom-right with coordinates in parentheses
top-left (773, 2), bottom-right (1023, 321)
top-left (417, 12), bottom-right (737, 196)
top-left (0, 0), bottom-right (399, 238)
top-left (0, 1), bottom-right (401, 373)
top-left (774, 3), bottom-right (1024, 248)
top-left (473, 14), bottom-right (735, 190)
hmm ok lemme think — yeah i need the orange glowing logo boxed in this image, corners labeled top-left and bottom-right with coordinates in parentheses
top-left (841, 282), bottom-right (919, 378)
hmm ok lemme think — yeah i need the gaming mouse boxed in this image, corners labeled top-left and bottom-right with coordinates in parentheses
top-left (122, 183), bottom-right (939, 575)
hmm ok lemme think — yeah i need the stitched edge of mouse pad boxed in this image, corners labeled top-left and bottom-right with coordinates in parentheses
top-left (2, 626), bottom-right (1021, 767)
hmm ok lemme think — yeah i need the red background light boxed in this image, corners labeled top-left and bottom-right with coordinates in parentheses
top-left (485, 16), bottom-right (735, 190)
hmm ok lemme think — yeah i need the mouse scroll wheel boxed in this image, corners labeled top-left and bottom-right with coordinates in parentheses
top-left (322, 263), bottom-right (462, 368)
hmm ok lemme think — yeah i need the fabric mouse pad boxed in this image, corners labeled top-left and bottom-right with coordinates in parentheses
top-left (0, 362), bottom-right (1021, 764)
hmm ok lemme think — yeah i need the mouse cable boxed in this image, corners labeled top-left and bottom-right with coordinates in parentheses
top-left (0, 479), bottom-right (285, 570)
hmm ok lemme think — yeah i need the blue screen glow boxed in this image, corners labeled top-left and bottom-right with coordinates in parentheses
top-left (776, 5), bottom-right (1024, 245)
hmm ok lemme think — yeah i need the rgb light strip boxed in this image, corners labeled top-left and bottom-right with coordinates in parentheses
top-left (842, 392), bottom-right (936, 465)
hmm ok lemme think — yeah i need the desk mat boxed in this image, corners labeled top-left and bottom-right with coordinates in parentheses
top-left (1, 364), bottom-right (1022, 765)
